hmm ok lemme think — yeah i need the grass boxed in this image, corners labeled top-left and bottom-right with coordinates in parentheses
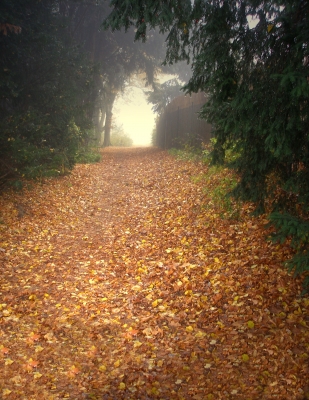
top-left (169, 146), bottom-right (241, 220)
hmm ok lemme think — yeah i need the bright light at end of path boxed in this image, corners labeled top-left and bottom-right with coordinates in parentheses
top-left (114, 87), bottom-right (155, 146)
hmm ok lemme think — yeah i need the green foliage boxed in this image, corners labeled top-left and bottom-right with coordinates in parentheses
top-left (210, 174), bottom-right (240, 220)
top-left (151, 124), bottom-right (157, 146)
top-left (0, 0), bottom-right (96, 187)
top-left (110, 122), bottom-right (133, 147)
top-left (111, 132), bottom-right (133, 147)
top-left (203, 138), bottom-right (240, 166)
top-left (75, 148), bottom-right (101, 164)
top-left (0, 0), bottom-right (167, 189)
top-left (146, 78), bottom-right (183, 115)
top-left (104, 0), bottom-right (309, 289)
top-left (168, 146), bottom-right (203, 162)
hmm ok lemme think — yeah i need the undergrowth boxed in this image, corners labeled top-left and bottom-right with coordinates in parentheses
top-left (75, 147), bottom-right (101, 164)
top-left (168, 145), bottom-right (206, 163)
top-left (169, 145), bottom-right (241, 220)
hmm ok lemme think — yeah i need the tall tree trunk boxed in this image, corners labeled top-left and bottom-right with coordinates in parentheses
top-left (93, 96), bottom-right (105, 145)
top-left (98, 106), bottom-right (106, 146)
top-left (103, 108), bottom-right (113, 147)
top-left (103, 93), bottom-right (116, 147)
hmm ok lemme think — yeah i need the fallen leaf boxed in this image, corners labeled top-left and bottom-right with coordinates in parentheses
top-left (247, 320), bottom-right (255, 329)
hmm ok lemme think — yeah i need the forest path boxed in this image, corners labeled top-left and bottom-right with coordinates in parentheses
top-left (0, 147), bottom-right (308, 399)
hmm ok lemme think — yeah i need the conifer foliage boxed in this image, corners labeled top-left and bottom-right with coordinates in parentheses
top-left (104, 1), bottom-right (309, 286)
top-left (0, 0), bottom-right (95, 184)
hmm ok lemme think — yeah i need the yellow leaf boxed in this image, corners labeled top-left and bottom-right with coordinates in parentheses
top-left (5, 358), bottom-right (14, 365)
top-left (151, 387), bottom-right (159, 395)
top-left (247, 320), bottom-right (255, 329)
top-left (152, 299), bottom-right (158, 307)
top-left (186, 325), bottom-right (194, 333)
top-left (195, 331), bottom-right (206, 338)
top-left (119, 382), bottom-right (126, 390)
top-left (99, 365), bottom-right (107, 372)
top-left (133, 340), bottom-right (143, 348)
top-left (143, 326), bottom-right (152, 336)
top-left (33, 371), bottom-right (42, 379)
top-left (2, 389), bottom-right (12, 396)
top-left (267, 24), bottom-right (274, 33)
top-left (242, 354), bottom-right (249, 362)
top-left (214, 257), bottom-right (220, 263)
top-left (114, 360), bottom-right (121, 368)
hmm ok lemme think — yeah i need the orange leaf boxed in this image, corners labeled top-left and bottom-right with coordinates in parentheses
top-left (0, 345), bottom-right (9, 355)
top-left (25, 358), bottom-right (38, 371)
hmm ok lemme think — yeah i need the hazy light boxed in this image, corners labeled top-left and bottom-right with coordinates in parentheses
top-left (113, 86), bottom-right (155, 146)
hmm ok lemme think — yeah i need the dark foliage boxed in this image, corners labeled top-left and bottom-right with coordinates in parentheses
top-left (0, 0), bottom-right (95, 186)
top-left (104, 0), bottom-right (309, 288)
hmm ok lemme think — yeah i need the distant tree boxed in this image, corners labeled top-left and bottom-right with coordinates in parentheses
top-left (146, 58), bottom-right (192, 115)
top-left (62, 1), bottom-right (166, 147)
top-left (151, 122), bottom-right (158, 146)
top-left (111, 123), bottom-right (133, 147)
top-left (146, 78), bottom-right (183, 115)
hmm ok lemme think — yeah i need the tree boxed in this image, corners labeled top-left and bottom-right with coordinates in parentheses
top-left (146, 78), bottom-right (182, 115)
top-left (146, 56), bottom-right (192, 115)
top-left (0, 0), bottom-right (165, 187)
top-left (110, 122), bottom-right (133, 146)
top-left (62, 1), bottom-right (166, 147)
top-left (104, 1), bottom-right (309, 287)
top-left (0, 0), bottom-right (94, 185)
top-left (97, 28), bottom-right (166, 147)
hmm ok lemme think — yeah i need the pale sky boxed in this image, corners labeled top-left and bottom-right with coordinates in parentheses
top-left (113, 86), bottom-right (155, 146)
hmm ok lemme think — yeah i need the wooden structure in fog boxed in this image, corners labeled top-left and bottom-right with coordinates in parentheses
top-left (155, 92), bottom-right (212, 149)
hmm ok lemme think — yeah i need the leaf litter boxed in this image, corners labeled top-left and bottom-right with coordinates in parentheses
top-left (0, 147), bottom-right (308, 399)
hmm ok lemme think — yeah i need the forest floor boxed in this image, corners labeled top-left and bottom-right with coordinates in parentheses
top-left (0, 147), bottom-right (309, 400)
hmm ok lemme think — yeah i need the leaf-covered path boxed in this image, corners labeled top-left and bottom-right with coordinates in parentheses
top-left (0, 147), bottom-right (309, 399)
